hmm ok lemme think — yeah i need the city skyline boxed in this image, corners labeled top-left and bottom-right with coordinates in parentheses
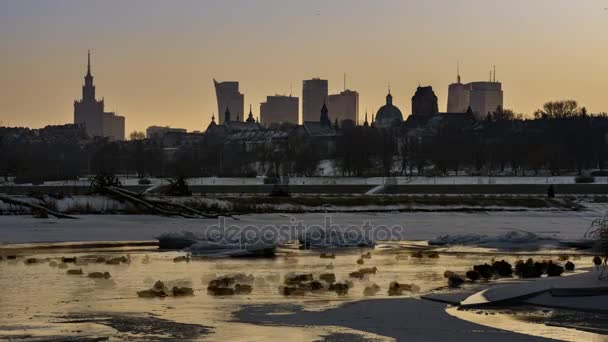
top-left (1, 0), bottom-right (607, 133)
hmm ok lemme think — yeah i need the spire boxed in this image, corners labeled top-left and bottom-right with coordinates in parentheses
top-left (457, 60), bottom-right (461, 84)
top-left (363, 111), bottom-right (369, 127)
top-left (246, 104), bottom-right (255, 123)
top-left (224, 107), bottom-right (231, 123)
top-left (320, 103), bottom-right (331, 127)
top-left (87, 50), bottom-right (91, 76)
top-left (82, 50), bottom-right (95, 101)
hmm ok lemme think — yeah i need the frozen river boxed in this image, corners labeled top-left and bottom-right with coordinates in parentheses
top-left (0, 211), bottom-right (601, 246)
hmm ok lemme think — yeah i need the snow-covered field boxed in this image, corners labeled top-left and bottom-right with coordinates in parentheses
top-left (0, 211), bottom-right (600, 247)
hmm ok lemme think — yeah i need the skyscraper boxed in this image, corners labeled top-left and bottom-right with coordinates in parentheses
top-left (468, 82), bottom-right (503, 119)
top-left (74, 51), bottom-right (125, 141)
top-left (213, 79), bottom-right (244, 124)
top-left (302, 78), bottom-right (328, 123)
top-left (446, 69), bottom-right (503, 120)
top-left (328, 89), bottom-right (359, 124)
top-left (260, 95), bottom-right (299, 126)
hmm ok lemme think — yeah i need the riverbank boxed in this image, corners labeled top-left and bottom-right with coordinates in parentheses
top-left (0, 193), bottom-right (594, 217)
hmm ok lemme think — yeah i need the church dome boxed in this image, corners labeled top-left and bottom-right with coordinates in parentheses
top-left (375, 93), bottom-right (403, 127)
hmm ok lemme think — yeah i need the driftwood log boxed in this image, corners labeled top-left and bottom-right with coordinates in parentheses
top-left (103, 186), bottom-right (236, 219)
top-left (0, 195), bottom-right (78, 219)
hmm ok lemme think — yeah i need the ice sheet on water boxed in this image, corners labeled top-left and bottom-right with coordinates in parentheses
top-left (428, 231), bottom-right (557, 249)
top-left (157, 230), bottom-right (279, 257)
top-left (298, 226), bottom-right (375, 249)
top-left (186, 240), bottom-right (277, 257)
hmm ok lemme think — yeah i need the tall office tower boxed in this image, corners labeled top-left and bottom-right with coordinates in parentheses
top-left (74, 51), bottom-right (125, 141)
top-left (468, 82), bottom-right (503, 119)
top-left (302, 78), bottom-right (328, 123)
top-left (446, 68), bottom-right (503, 119)
top-left (447, 71), bottom-right (470, 113)
top-left (328, 89), bottom-right (359, 124)
top-left (411, 86), bottom-right (439, 116)
top-left (213, 79), bottom-right (244, 124)
top-left (260, 95), bottom-right (299, 126)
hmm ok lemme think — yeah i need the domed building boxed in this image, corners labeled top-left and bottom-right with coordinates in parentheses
top-left (375, 92), bottom-right (403, 128)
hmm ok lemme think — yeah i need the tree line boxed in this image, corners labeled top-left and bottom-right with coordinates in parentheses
top-left (1, 100), bottom-right (607, 183)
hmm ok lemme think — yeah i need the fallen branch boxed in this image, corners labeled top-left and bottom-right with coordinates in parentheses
top-left (106, 186), bottom-right (237, 220)
top-left (0, 195), bottom-right (78, 219)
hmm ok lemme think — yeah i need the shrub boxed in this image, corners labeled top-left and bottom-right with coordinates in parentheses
top-left (90, 173), bottom-right (122, 192)
top-left (165, 176), bottom-right (191, 196)
top-left (586, 216), bottom-right (608, 258)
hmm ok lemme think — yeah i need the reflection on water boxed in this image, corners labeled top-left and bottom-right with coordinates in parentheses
top-left (0, 243), bottom-right (596, 341)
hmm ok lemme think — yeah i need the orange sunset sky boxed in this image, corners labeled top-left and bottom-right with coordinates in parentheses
top-left (1, 0), bottom-right (607, 134)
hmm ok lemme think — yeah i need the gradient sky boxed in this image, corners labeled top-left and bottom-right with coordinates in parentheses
top-left (1, 0), bottom-right (607, 133)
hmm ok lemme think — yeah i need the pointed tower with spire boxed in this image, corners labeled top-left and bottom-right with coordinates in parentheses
top-left (82, 50), bottom-right (96, 102)
top-left (75, 50), bottom-right (107, 138)
top-left (320, 103), bottom-right (331, 127)
top-left (363, 111), bottom-right (369, 127)
top-left (224, 107), bottom-right (231, 123)
top-left (246, 105), bottom-right (256, 123)
top-left (74, 50), bottom-right (125, 140)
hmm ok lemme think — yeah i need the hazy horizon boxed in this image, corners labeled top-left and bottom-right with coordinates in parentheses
top-left (1, 0), bottom-right (607, 133)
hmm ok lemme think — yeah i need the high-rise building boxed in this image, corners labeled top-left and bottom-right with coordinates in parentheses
top-left (302, 78), bottom-right (328, 123)
top-left (411, 86), bottom-right (438, 116)
top-left (446, 70), bottom-right (503, 120)
top-left (74, 51), bottom-right (125, 141)
top-left (447, 73), bottom-right (470, 114)
top-left (328, 89), bottom-right (359, 124)
top-left (468, 82), bottom-right (503, 119)
top-left (213, 79), bottom-right (244, 124)
top-left (260, 95), bottom-right (299, 126)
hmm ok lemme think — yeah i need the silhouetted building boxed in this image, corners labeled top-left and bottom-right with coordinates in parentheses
top-left (411, 86), bottom-right (439, 116)
top-left (260, 95), bottom-right (299, 126)
top-left (320, 103), bottom-right (331, 127)
top-left (146, 126), bottom-right (187, 140)
top-left (447, 72), bottom-right (470, 114)
top-left (73, 51), bottom-right (125, 141)
top-left (302, 78), bottom-right (328, 123)
top-left (214, 79), bottom-right (244, 125)
top-left (224, 107), bottom-right (232, 123)
top-left (468, 81), bottom-right (503, 119)
top-left (246, 105), bottom-right (256, 123)
top-left (375, 91), bottom-right (403, 128)
top-left (446, 71), bottom-right (503, 120)
top-left (328, 89), bottom-right (359, 124)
